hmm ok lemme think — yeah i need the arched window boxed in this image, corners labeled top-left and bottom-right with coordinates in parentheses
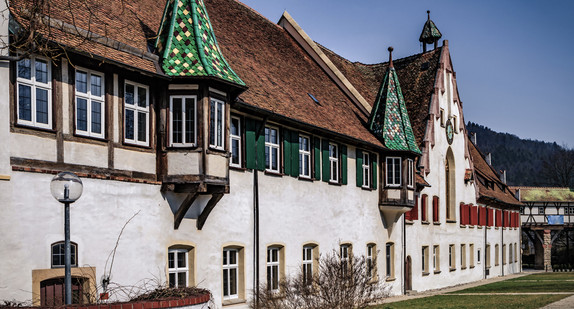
top-left (51, 241), bottom-right (77, 268)
top-left (445, 148), bottom-right (456, 221)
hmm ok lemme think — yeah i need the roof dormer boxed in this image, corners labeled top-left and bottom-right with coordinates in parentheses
top-left (419, 10), bottom-right (442, 53)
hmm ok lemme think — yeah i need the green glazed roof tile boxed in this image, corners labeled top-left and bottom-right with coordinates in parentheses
top-left (368, 66), bottom-right (421, 154)
top-left (155, 0), bottom-right (245, 85)
top-left (419, 12), bottom-right (442, 44)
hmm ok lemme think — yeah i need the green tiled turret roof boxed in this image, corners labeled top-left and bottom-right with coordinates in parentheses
top-left (155, 0), bottom-right (245, 85)
top-left (419, 10), bottom-right (442, 45)
top-left (368, 47), bottom-right (421, 154)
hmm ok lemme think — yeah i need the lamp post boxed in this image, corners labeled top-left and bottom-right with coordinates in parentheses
top-left (50, 172), bottom-right (83, 305)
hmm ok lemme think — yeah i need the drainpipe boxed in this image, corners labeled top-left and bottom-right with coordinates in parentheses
top-left (502, 211), bottom-right (504, 277)
top-left (403, 213), bottom-right (406, 295)
top-left (253, 118), bottom-right (267, 309)
top-left (484, 208), bottom-right (488, 279)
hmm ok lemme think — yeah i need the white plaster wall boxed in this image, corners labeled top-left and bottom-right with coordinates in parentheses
top-left (167, 152), bottom-right (201, 175)
top-left (64, 141), bottom-right (108, 168)
top-left (11, 133), bottom-right (57, 162)
top-left (114, 148), bottom-right (156, 173)
top-left (0, 0), bottom-right (10, 176)
top-left (205, 154), bottom-right (226, 178)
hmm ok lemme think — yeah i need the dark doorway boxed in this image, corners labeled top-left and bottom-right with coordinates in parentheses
top-left (40, 277), bottom-right (85, 306)
top-left (405, 255), bottom-right (412, 292)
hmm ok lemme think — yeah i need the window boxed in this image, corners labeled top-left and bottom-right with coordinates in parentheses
top-left (367, 244), bottom-right (376, 280)
top-left (41, 278), bottom-right (84, 306)
top-left (223, 248), bottom-right (238, 300)
top-left (569, 207), bottom-right (574, 215)
top-left (449, 244), bottom-right (455, 270)
top-left (495, 244), bottom-right (499, 266)
top-left (75, 68), bottom-right (105, 138)
top-left (433, 245), bottom-right (440, 272)
top-left (124, 81), bottom-right (149, 146)
top-left (168, 249), bottom-right (189, 287)
top-left (508, 244), bottom-right (512, 264)
top-left (329, 143), bottom-right (339, 182)
top-left (514, 243), bottom-right (518, 263)
top-left (51, 242), bottom-right (77, 268)
top-left (267, 247), bottom-right (280, 292)
top-left (502, 244), bottom-right (507, 265)
top-left (421, 194), bottom-right (428, 222)
top-left (469, 244), bottom-right (475, 268)
top-left (230, 116), bottom-right (242, 167)
top-left (16, 56), bottom-right (52, 129)
top-left (299, 135), bottom-right (311, 178)
top-left (439, 108), bottom-right (445, 126)
top-left (407, 159), bottom-right (414, 188)
top-left (386, 157), bottom-right (401, 187)
top-left (302, 246), bottom-right (313, 285)
top-left (170, 96), bottom-right (196, 147)
top-left (461, 244), bottom-right (466, 269)
top-left (520, 207), bottom-right (524, 215)
top-left (452, 115), bottom-right (458, 132)
top-left (340, 244), bottom-right (351, 276)
top-left (538, 207), bottom-right (545, 215)
top-left (478, 247), bottom-right (482, 265)
top-left (362, 153), bottom-right (371, 188)
top-left (265, 126), bottom-right (280, 172)
top-left (422, 246), bottom-right (429, 274)
top-left (386, 242), bottom-right (394, 278)
top-left (209, 98), bottom-right (225, 150)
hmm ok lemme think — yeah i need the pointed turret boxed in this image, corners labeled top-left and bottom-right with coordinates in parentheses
top-left (419, 10), bottom-right (442, 52)
top-left (368, 47), bottom-right (421, 155)
top-left (155, 0), bottom-right (245, 85)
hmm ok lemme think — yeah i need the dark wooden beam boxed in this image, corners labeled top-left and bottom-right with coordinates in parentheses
top-left (197, 193), bottom-right (224, 230)
top-left (174, 192), bottom-right (200, 230)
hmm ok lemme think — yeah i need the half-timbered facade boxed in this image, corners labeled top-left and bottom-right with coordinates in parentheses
top-left (0, 0), bottom-right (521, 307)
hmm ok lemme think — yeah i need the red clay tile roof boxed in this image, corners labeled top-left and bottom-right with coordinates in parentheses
top-left (204, 0), bottom-right (383, 146)
top-left (318, 45), bottom-right (442, 146)
top-left (468, 137), bottom-right (522, 207)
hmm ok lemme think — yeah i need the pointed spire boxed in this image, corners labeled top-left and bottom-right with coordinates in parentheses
top-left (155, 0), bottom-right (244, 85)
top-left (419, 10), bottom-right (442, 52)
top-left (368, 48), bottom-right (421, 155)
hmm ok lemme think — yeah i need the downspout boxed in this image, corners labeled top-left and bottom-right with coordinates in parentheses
top-left (502, 211), bottom-right (504, 276)
top-left (253, 118), bottom-right (267, 309)
top-left (484, 208), bottom-right (488, 279)
top-left (403, 213), bottom-right (406, 295)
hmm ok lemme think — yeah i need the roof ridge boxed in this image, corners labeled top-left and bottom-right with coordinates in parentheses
top-left (234, 0), bottom-right (285, 31)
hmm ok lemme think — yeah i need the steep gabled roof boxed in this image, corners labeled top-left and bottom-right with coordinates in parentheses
top-left (468, 137), bottom-right (522, 207)
top-left (368, 49), bottom-right (421, 154)
top-left (155, 0), bottom-right (244, 85)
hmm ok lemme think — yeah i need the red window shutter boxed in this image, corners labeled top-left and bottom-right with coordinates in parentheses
top-left (480, 207), bottom-right (486, 226)
top-left (460, 203), bottom-right (466, 225)
top-left (405, 208), bottom-right (412, 221)
top-left (488, 208), bottom-right (494, 227)
top-left (433, 196), bottom-right (439, 222)
top-left (472, 205), bottom-right (478, 225)
top-left (496, 210), bottom-right (502, 227)
top-left (505, 211), bottom-right (510, 227)
top-left (421, 195), bottom-right (427, 222)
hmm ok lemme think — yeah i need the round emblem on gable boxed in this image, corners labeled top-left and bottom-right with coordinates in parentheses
top-left (446, 119), bottom-right (454, 145)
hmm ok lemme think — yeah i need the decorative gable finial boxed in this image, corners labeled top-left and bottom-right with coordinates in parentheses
top-left (367, 47), bottom-right (421, 155)
top-left (155, 0), bottom-right (244, 85)
top-left (419, 10), bottom-right (442, 53)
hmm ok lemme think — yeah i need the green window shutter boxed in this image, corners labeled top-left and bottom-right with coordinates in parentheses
top-left (245, 118), bottom-right (257, 170)
top-left (290, 131), bottom-right (299, 177)
top-left (341, 145), bottom-right (347, 185)
top-left (322, 139), bottom-right (329, 182)
top-left (283, 129), bottom-right (292, 175)
top-left (356, 149), bottom-right (363, 187)
top-left (313, 137), bottom-right (321, 180)
top-left (371, 153), bottom-right (378, 189)
top-left (256, 126), bottom-right (265, 171)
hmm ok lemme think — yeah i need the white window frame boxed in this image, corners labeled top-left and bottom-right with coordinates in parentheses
top-left (340, 244), bottom-right (350, 276)
top-left (229, 116), bottom-right (242, 168)
top-left (386, 243), bottom-right (394, 278)
top-left (209, 98), bottom-right (225, 150)
top-left (407, 158), bottom-right (414, 188)
top-left (168, 249), bottom-right (189, 288)
top-left (362, 152), bottom-right (371, 188)
top-left (367, 244), bottom-right (375, 279)
top-left (51, 241), bottom-right (77, 268)
top-left (169, 95), bottom-right (197, 147)
top-left (265, 126), bottom-right (280, 172)
top-left (223, 248), bottom-right (238, 300)
top-left (267, 247), bottom-right (280, 292)
top-left (329, 143), bottom-right (339, 183)
top-left (299, 135), bottom-right (311, 178)
top-left (16, 56), bottom-right (52, 129)
top-left (75, 68), bottom-right (105, 138)
top-left (124, 81), bottom-right (149, 146)
top-left (386, 157), bottom-right (402, 187)
top-left (302, 246), bottom-right (313, 285)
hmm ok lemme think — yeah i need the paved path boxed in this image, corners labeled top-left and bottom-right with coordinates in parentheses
top-left (380, 270), bottom-right (574, 308)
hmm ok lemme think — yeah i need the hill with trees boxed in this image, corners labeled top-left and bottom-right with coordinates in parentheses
top-left (466, 122), bottom-right (573, 187)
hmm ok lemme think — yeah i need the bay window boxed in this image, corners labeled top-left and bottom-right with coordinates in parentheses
top-left (169, 95), bottom-right (196, 147)
top-left (386, 157), bottom-right (401, 187)
top-left (209, 98), bottom-right (225, 150)
top-left (230, 116), bottom-right (241, 167)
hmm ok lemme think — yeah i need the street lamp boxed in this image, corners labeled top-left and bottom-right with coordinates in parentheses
top-left (50, 172), bottom-right (83, 305)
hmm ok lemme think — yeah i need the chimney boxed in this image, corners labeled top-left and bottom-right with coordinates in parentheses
top-left (500, 170), bottom-right (507, 184)
top-left (486, 153), bottom-right (492, 165)
top-left (471, 132), bottom-right (477, 145)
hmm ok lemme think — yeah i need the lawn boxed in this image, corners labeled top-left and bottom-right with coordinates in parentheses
top-left (371, 273), bottom-right (574, 309)
top-left (373, 294), bottom-right (569, 309)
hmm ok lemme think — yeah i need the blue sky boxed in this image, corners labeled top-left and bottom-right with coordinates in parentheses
top-left (239, 0), bottom-right (574, 148)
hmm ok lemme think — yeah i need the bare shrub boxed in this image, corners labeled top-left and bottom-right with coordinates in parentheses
top-left (251, 250), bottom-right (389, 309)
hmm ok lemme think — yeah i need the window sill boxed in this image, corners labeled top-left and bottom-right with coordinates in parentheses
top-left (477, 226), bottom-right (483, 229)
top-left (421, 221), bottom-right (430, 225)
top-left (433, 270), bottom-right (441, 274)
top-left (264, 170), bottom-right (283, 177)
top-left (73, 133), bottom-right (108, 144)
top-left (206, 148), bottom-right (227, 155)
top-left (460, 224), bottom-right (467, 228)
top-left (461, 266), bottom-right (467, 270)
top-left (121, 141), bottom-right (153, 151)
top-left (298, 176), bottom-right (314, 182)
top-left (446, 219), bottom-right (457, 223)
top-left (433, 221), bottom-right (441, 225)
top-left (384, 185), bottom-right (402, 189)
top-left (229, 166), bottom-right (246, 172)
top-left (167, 145), bottom-right (200, 150)
top-left (361, 186), bottom-right (374, 191)
top-left (405, 220), bottom-right (414, 225)
top-left (470, 265), bottom-right (475, 269)
top-left (14, 122), bottom-right (56, 134)
top-left (449, 267), bottom-right (456, 272)
top-left (422, 271), bottom-right (430, 276)
top-left (328, 181), bottom-right (342, 186)
top-left (385, 277), bottom-right (396, 282)
top-left (222, 298), bottom-right (246, 306)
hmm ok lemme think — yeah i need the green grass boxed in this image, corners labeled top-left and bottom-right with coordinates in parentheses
top-left (451, 273), bottom-right (574, 293)
top-left (373, 294), bottom-right (570, 309)
top-left (511, 272), bottom-right (574, 281)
